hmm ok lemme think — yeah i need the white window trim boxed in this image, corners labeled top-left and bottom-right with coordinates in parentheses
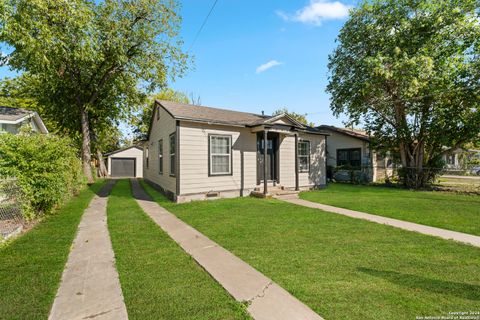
top-left (298, 140), bottom-right (310, 173)
top-left (158, 139), bottom-right (163, 174)
top-left (169, 133), bottom-right (176, 176)
top-left (209, 134), bottom-right (232, 176)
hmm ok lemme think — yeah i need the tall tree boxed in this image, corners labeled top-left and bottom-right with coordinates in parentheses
top-left (327, 0), bottom-right (480, 188)
top-left (1, 76), bottom-right (123, 165)
top-left (131, 88), bottom-right (189, 141)
top-left (0, 0), bottom-right (188, 182)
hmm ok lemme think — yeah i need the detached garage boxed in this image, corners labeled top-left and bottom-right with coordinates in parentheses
top-left (106, 146), bottom-right (144, 178)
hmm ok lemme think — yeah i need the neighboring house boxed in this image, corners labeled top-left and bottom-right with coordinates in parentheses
top-left (0, 106), bottom-right (48, 134)
top-left (144, 100), bottom-right (328, 203)
top-left (441, 147), bottom-right (480, 171)
top-left (105, 146), bottom-right (144, 178)
top-left (317, 125), bottom-right (393, 182)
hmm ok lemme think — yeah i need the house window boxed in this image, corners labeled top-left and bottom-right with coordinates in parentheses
top-left (209, 134), bottom-right (232, 175)
top-left (158, 139), bottom-right (163, 174)
top-left (156, 107), bottom-right (160, 121)
top-left (169, 133), bottom-right (176, 176)
top-left (447, 154), bottom-right (456, 165)
top-left (145, 147), bottom-right (149, 169)
top-left (337, 148), bottom-right (361, 169)
top-left (298, 140), bottom-right (310, 172)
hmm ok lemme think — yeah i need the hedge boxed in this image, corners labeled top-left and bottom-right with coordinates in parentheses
top-left (0, 133), bottom-right (85, 218)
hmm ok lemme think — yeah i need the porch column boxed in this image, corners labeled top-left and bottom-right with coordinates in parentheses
top-left (295, 133), bottom-right (299, 191)
top-left (264, 130), bottom-right (268, 195)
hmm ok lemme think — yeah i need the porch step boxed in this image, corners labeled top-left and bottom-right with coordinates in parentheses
top-left (251, 187), bottom-right (299, 198)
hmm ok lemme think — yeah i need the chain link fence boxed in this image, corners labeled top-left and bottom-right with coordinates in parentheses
top-left (327, 165), bottom-right (480, 192)
top-left (0, 178), bottom-right (25, 241)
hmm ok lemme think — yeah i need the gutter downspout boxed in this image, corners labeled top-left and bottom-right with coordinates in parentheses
top-left (263, 129), bottom-right (268, 195)
top-left (295, 133), bottom-right (299, 191)
top-left (175, 120), bottom-right (180, 201)
top-left (240, 150), bottom-right (244, 197)
top-left (325, 135), bottom-right (328, 185)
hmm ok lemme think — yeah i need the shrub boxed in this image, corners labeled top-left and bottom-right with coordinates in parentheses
top-left (0, 133), bottom-right (85, 218)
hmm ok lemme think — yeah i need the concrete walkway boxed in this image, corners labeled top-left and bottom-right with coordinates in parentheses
top-left (49, 180), bottom-right (128, 320)
top-left (131, 180), bottom-right (323, 320)
top-left (276, 194), bottom-right (480, 248)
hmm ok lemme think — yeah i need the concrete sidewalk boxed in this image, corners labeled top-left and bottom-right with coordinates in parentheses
top-left (49, 180), bottom-right (128, 320)
top-left (277, 194), bottom-right (480, 248)
top-left (131, 179), bottom-right (323, 320)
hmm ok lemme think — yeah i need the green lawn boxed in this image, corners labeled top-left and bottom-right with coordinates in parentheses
top-left (141, 180), bottom-right (480, 320)
top-left (0, 180), bottom-right (106, 320)
top-left (107, 180), bottom-right (250, 320)
top-left (299, 183), bottom-right (480, 236)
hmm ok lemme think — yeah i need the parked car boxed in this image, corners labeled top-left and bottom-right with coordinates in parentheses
top-left (470, 166), bottom-right (480, 175)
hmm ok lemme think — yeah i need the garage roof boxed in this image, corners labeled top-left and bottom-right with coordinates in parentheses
top-left (104, 146), bottom-right (143, 157)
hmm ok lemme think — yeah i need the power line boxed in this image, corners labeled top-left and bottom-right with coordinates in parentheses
top-left (188, 0), bottom-right (219, 52)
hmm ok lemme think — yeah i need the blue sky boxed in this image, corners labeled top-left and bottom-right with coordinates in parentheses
top-left (0, 0), bottom-right (356, 134)
top-left (173, 0), bottom-right (357, 126)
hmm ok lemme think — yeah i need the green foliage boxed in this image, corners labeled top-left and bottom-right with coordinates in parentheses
top-left (107, 180), bottom-right (251, 319)
top-left (142, 182), bottom-right (480, 320)
top-left (300, 183), bottom-right (480, 235)
top-left (327, 0), bottom-right (480, 188)
top-left (0, 181), bottom-right (106, 319)
top-left (0, 0), bottom-right (189, 181)
top-left (0, 133), bottom-right (85, 218)
top-left (132, 88), bottom-right (189, 141)
top-left (272, 107), bottom-right (314, 127)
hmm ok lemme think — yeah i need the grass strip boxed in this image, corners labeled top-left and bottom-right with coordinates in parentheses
top-left (300, 183), bottom-right (480, 235)
top-left (0, 180), bottom-right (106, 320)
top-left (141, 180), bottom-right (480, 320)
top-left (107, 180), bottom-right (250, 320)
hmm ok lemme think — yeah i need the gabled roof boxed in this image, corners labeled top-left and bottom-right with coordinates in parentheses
top-left (157, 100), bottom-right (267, 126)
top-left (250, 113), bottom-right (307, 129)
top-left (0, 106), bottom-right (34, 122)
top-left (317, 125), bottom-right (370, 142)
top-left (104, 145), bottom-right (143, 157)
top-left (0, 106), bottom-right (48, 134)
top-left (148, 100), bottom-right (328, 138)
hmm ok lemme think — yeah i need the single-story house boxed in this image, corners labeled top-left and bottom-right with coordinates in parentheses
top-left (0, 106), bottom-right (48, 134)
top-left (105, 146), bottom-right (144, 178)
top-left (317, 125), bottom-right (393, 182)
top-left (144, 100), bottom-right (328, 203)
top-left (441, 147), bottom-right (480, 172)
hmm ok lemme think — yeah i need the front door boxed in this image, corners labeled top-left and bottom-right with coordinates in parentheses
top-left (257, 132), bottom-right (278, 183)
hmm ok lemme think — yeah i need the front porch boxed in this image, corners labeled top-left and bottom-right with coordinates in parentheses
top-left (251, 125), bottom-right (303, 196)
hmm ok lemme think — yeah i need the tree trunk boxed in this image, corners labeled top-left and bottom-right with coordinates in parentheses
top-left (80, 107), bottom-right (94, 184)
top-left (96, 148), bottom-right (108, 178)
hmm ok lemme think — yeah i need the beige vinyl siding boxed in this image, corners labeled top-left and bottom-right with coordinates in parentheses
top-left (300, 133), bottom-right (326, 186)
top-left (144, 106), bottom-right (176, 193)
top-left (279, 135), bottom-right (296, 187)
top-left (0, 123), bottom-right (18, 134)
top-left (107, 147), bottom-right (144, 178)
top-left (279, 134), bottom-right (326, 188)
top-left (178, 121), bottom-right (257, 195)
top-left (324, 130), bottom-right (369, 167)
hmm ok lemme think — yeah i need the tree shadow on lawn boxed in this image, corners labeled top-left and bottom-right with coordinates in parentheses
top-left (95, 179), bottom-right (117, 197)
top-left (358, 267), bottom-right (480, 301)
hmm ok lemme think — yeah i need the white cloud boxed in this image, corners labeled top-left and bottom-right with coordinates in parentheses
top-left (256, 60), bottom-right (283, 74)
top-left (277, 0), bottom-right (352, 26)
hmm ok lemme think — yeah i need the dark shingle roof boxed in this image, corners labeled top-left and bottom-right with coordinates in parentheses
top-left (157, 100), bottom-right (267, 126)
top-left (150, 100), bottom-right (329, 138)
top-left (0, 106), bottom-right (33, 122)
top-left (317, 125), bottom-right (370, 142)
